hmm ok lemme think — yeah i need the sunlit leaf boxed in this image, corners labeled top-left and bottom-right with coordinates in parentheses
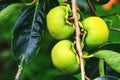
top-left (94, 50), bottom-right (120, 73)
top-left (0, 3), bottom-right (26, 42)
top-left (0, 3), bottom-right (26, 27)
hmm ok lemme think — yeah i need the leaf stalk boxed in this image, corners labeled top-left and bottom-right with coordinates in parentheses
top-left (14, 67), bottom-right (23, 80)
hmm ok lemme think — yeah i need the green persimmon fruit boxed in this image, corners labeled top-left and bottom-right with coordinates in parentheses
top-left (21, 0), bottom-right (33, 3)
top-left (47, 6), bottom-right (74, 40)
top-left (82, 17), bottom-right (109, 48)
top-left (51, 40), bottom-right (80, 74)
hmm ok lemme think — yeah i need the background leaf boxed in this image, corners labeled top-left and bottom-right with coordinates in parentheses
top-left (55, 75), bottom-right (78, 80)
top-left (85, 58), bottom-right (99, 79)
top-left (77, 0), bottom-right (95, 17)
top-left (90, 0), bottom-right (109, 5)
top-left (44, 0), bottom-right (59, 14)
top-left (12, 5), bottom-right (45, 67)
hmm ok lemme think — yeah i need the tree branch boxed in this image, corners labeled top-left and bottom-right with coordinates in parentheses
top-left (110, 27), bottom-right (120, 32)
top-left (14, 68), bottom-right (23, 80)
top-left (100, 13), bottom-right (117, 18)
top-left (87, 0), bottom-right (98, 16)
top-left (71, 0), bottom-right (85, 80)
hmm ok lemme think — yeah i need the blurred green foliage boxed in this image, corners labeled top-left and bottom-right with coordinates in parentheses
top-left (0, 2), bottom-right (120, 80)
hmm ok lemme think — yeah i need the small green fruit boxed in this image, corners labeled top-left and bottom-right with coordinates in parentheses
top-left (82, 17), bottom-right (109, 48)
top-left (47, 6), bottom-right (74, 40)
top-left (51, 40), bottom-right (80, 74)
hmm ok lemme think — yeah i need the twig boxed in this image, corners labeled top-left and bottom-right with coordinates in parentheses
top-left (26, 0), bottom-right (37, 6)
top-left (71, 0), bottom-right (85, 80)
top-left (100, 13), bottom-right (117, 18)
top-left (110, 27), bottom-right (120, 32)
top-left (14, 68), bottom-right (23, 80)
top-left (87, 0), bottom-right (98, 16)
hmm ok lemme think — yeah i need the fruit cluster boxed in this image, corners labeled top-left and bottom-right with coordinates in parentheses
top-left (46, 5), bottom-right (109, 75)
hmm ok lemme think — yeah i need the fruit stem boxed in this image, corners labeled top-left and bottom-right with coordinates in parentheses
top-left (26, 0), bottom-right (37, 6)
top-left (81, 55), bottom-right (94, 59)
top-left (87, 0), bottom-right (98, 16)
top-left (99, 59), bottom-right (105, 77)
top-left (71, 0), bottom-right (86, 80)
top-left (14, 67), bottom-right (23, 80)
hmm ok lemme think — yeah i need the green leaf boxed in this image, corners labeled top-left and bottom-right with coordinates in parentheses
top-left (55, 75), bottom-right (78, 80)
top-left (90, 0), bottom-right (109, 5)
top-left (57, 0), bottom-right (64, 5)
top-left (85, 58), bottom-right (99, 79)
top-left (99, 42), bottom-right (120, 53)
top-left (94, 50), bottom-right (120, 73)
top-left (0, 3), bottom-right (26, 42)
top-left (77, 0), bottom-right (95, 16)
top-left (44, 0), bottom-right (59, 14)
top-left (94, 76), bottom-right (120, 80)
top-left (12, 5), bottom-right (45, 67)
top-left (0, 3), bottom-right (26, 43)
top-left (0, 3), bottom-right (26, 27)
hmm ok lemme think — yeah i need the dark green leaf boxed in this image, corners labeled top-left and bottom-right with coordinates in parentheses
top-left (0, 0), bottom-right (21, 4)
top-left (12, 5), bottom-right (45, 67)
top-left (99, 42), bottom-right (120, 53)
top-left (105, 64), bottom-right (120, 78)
top-left (94, 50), bottom-right (120, 73)
top-left (85, 58), bottom-right (99, 79)
top-left (94, 76), bottom-right (120, 80)
top-left (77, 0), bottom-right (95, 16)
top-left (90, 0), bottom-right (109, 5)
top-left (55, 75), bottom-right (78, 80)
top-left (0, 4), bottom-right (8, 11)
top-left (44, 0), bottom-right (59, 14)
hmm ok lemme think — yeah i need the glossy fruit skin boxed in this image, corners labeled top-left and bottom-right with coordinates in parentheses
top-left (82, 17), bottom-right (109, 48)
top-left (21, 0), bottom-right (33, 3)
top-left (51, 40), bottom-right (80, 74)
top-left (47, 6), bottom-right (74, 40)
